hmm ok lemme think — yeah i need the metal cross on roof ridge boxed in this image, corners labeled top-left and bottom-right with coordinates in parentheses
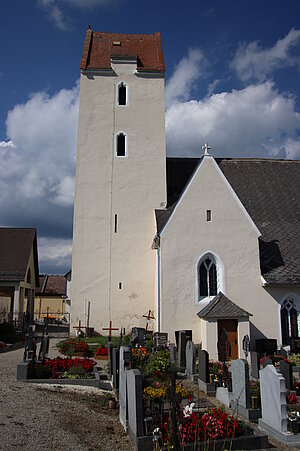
top-left (202, 143), bottom-right (211, 155)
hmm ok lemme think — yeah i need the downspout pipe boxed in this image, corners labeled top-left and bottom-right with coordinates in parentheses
top-left (157, 246), bottom-right (161, 332)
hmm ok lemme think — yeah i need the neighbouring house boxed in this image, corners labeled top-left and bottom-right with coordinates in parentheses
top-left (71, 29), bottom-right (300, 359)
top-left (34, 275), bottom-right (67, 322)
top-left (0, 228), bottom-right (39, 327)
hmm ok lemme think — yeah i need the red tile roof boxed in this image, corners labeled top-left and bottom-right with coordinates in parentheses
top-left (80, 30), bottom-right (165, 72)
top-left (36, 275), bottom-right (66, 297)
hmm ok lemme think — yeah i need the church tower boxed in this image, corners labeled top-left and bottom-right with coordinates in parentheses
top-left (71, 30), bottom-right (167, 334)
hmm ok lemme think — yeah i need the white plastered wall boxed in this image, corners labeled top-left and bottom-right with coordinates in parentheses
top-left (159, 155), bottom-right (284, 352)
top-left (71, 62), bottom-right (166, 334)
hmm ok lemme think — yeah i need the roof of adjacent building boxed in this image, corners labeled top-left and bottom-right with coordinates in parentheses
top-left (0, 228), bottom-right (39, 284)
top-left (156, 157), bottom-right (300, 285)
top-left (80, 29), bottom-right (165, 72)
top-left (197, 292), bottom-right (252, 319)
top-left (36, 275), bottom-right (67, 297)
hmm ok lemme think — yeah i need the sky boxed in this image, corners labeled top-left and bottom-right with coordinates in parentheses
top-left (1, 0), bottom-right (300, 275)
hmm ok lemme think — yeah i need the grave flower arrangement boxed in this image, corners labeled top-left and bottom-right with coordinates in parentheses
top-left (94, 346), bottom-right (108, 357)
top-left (59, 338), bottom-right (89, 356)
top-left (162, 407), bottom-right (240, 446)
top-left (209, 361), bottom-right (225, 380)
top-left (287, 393), bottom-right (298, 405)
top-left (44, 356), bottom-right (95, 378)
top-left (143, 382), bottom-right (188, 400)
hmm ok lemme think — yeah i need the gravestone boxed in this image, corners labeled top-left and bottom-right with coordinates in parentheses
top-left (256, 339), bottom-right (277, 356)
top-left (175, 330), bottom-right (192, 349)
top-left (279, 360), bottom-right (293, 391)
top-left (119, 346), bottom-right (131, 432)
top-left (126, 369), bottom-right (144, 448)
top-left (231, 359), bottom-right (261, 421)
top-left (178, 330), bottom-right (192, 371)
top-left (216, 387), bottom-right (232, 407)
top-left (112, 347), bottom-right (120, 389)
top-left (250, 351), bottom-right (260, 379)
top-left (131, 327), bottom-right (146, 348)
top-left (198, 350), bottom-right (216, 395)
top-left (198, 350), bottom-right (209, 383)
top-left (38, 334), bottom-right (49, 360)
top-left (153, 332), bottom-right (168, 350)
top-left (185, 340), bottom-right (196, 381)
top-left (262, 357), bottom-right (273, 368)
top-left (258, 365), bottom-right (300, 446)
top-left (278, 347), bottom-right (288, 358)
top-left (169, 343), bottom-right (177, 363)
top-left (107, 342), bottom-right (114, 378)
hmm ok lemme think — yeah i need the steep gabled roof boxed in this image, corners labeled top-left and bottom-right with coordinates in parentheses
top-left (35, 275), bottom-right (67, 297)
top-left (0, 228), bottom-right (39, 284)
top-left (156, 157), bottom-right (300, 285)
top-left (80, 30), bottom-right (165, 72)
top-left (197, 292), bottom-right (252, 319)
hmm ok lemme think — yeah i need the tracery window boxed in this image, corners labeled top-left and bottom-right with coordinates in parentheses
top-left (199, 255), bottom-right (218, 298)
top-left (281, 297), bottom-right (299, 345)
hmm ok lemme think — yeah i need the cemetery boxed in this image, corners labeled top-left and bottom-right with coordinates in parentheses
top-left (12, 318), bottom-right (300, 449)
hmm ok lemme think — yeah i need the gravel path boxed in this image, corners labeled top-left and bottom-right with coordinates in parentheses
top-left (0, 340), bottom-right (133, 451)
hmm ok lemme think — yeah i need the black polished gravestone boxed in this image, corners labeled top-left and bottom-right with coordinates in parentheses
top-left (198, 350), bottom-right (209, 383)
top-left (280, 360), bottom-right (293, 390)
top-left (251, 351), bottom-right (260, 379)
top-left (175, 330), bottom-right (192, 349)
top-left (255, 339), bottom-right (277, 356)
top-left (153, 332), bottom-right (168, 350)
top-left (262, 357), bottom-right (273, 368)
top-left (112, 347), bottom-right (120, 389)
top-left (178, 330), bottom-right (192, 372)
top-left (131, 327), bottom-right (146, 348)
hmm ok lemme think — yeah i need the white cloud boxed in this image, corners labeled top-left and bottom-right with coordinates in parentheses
top-left (166, 81), bottom-right (300, 159)
top-left (38, 0), bottom-right (112, 30)
top-left (231, 28), bottom-right (300, 82)
top-left (165, 48), bottom-right (206, 108)
top-left (0, 82), bottom-right (79, 272)
top-left (0, 140), bottom-right (15, 148)
top-left (38, 237), bottom-right (72, 274)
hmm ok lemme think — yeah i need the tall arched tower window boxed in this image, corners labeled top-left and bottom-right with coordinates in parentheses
top-left (117, 82), bottom-right (127, 106)
top-left (281, 296), bottom-right (299, 345)
top-left (116, 132), bottom-right (127, 157)
top-left (197, 253), bottom-right (221, 300)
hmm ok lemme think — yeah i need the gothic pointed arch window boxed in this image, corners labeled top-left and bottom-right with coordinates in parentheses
top-left (281, 296), bottom-right (299, 345)
top-left (117, 82), bottom-right (127, 106)
top-left (197, 253), bottom-right (221, 300)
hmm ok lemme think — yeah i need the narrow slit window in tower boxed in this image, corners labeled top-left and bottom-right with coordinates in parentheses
top-left (116, 133), bottom-right (126, 157)
top-left (118, 83), bottom-right (127, 106)
top-left (114, 214), bottom-right (118, 233)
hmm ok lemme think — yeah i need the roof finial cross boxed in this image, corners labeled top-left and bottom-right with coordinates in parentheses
top-left (202, 143), bottom-right (211, 156)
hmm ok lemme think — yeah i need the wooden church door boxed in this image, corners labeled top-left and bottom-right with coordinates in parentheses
top-left (218, 319), bottom-right (238, 360)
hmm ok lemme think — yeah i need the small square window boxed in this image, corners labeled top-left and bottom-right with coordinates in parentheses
top-left (206, 210), bottom-right (212, 221)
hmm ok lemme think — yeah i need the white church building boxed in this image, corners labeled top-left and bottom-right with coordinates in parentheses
top-left (71, 29), bottom-right (300, 359)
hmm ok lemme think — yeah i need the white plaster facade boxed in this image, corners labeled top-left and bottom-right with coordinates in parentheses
top-left (71, 31), bottom-right (299, 357)
top-left (71, 59), bottom-right (166, 334)
top-left (158, 155), bottom-right (298, 359)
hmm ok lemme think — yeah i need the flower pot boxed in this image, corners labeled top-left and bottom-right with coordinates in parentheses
top-left (94, 355), bottom-right (108, 360)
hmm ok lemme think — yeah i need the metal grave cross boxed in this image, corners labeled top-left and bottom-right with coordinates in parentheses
top-left (102, 320), bottom-right (119, 342)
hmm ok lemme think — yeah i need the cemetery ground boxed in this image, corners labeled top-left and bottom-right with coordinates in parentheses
top-left (0, 339), bottom-right (133, 451)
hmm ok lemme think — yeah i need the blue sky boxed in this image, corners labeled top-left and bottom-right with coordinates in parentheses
top-left (1, 0), bottom-right (300, 274)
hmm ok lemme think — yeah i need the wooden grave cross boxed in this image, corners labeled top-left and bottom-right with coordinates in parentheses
top-left (73, 320), bottom-right (87, 341)
top-left (143, 310), bottom-right (155, 332)
top-left (102, 320), bottom-right (119, 342)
